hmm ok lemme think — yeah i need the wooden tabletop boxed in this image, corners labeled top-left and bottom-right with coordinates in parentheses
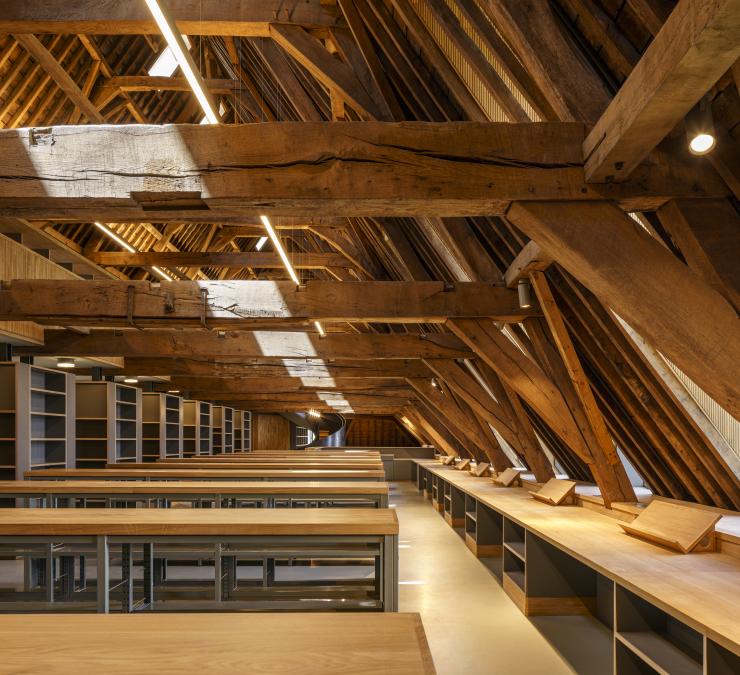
top-left (0, 480), bottom-right (389, 495)
top-left (132, 460), bottom-right (384, 469)
top-left (416, 461), bottom-right (740, 654)
top-left (0, 613), bottom-right (435, 674)
top-left (0, 507), bottom-right (399, 536)
top-left (27, 468), bottom-right (386, 480)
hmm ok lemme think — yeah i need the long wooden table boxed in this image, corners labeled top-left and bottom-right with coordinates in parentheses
top-left (0, 480), bottom-right (390, 508)
top-left (133, 460), bottom-right (385, 470)
top-left (26, 468), bottom-right (386, 481)
top-left (0, 613), bottom-right (436, 674)
top-left (0, 507), bottom-right (399, 613)
top-left (414, 461), bottom-right (740, 669)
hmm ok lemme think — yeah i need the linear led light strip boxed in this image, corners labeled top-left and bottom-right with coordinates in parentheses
top-left (94, 222), bottom-right (172, 282)
top-left (144, 0), bottom-right (220, 124)
top-left (259, 215), bottom-right (326, 337)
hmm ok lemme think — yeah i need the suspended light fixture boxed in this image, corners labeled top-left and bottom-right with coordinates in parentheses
top-left (123, 377), bottom-right (139, 384)
top-left (255, 236), bottom-right (268, 251)
top-left (143, 0), bottom-right (220, 124)
top-left (259, 215), bottom-right (300, 285)
top-left (94, 222), bottom-right (173, 282)
top-left (517, 279), bottom-right (532, 309)
top-left (686, 96), bottom-right (716, 156)
top-left (56, 357), bottom-right (75, 369)
top-left (307, 409), bottom-right (322, 418)
top-left (314, 321), bottom-right (326, 337)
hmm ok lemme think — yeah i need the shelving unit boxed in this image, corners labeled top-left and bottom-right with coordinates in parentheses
top-left (212, 405), bottom-right (233, 454)
top-left (616, 586), bottom-right (703, 675)
top-left (0, 362), bottom-right (75, 481)
top-left (464, 493), bottom-right (503, 558)
top-left (76, 381), bottom-right (141, 466)
top-left (182, 400), bottom-right (212, 457)
top-left (234, 409), bottom-right (251, 452)
top-left (142, 393), bottom-right (183, 462)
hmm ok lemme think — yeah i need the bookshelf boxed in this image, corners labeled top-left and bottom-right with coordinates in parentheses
top-left (76, 381), bottom-right (141, 466)
top-left (0, 362), bottom-right (75, 481)
top-left (183, 400), bottom-right (212, 457)
top-left (212, 405), bottom-right (233, 454)
top-left (142, 393), bottom-right (183, 461)
top-left (234, 409), bottom-right (251, 452)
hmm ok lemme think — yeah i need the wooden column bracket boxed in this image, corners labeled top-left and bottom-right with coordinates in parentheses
top-left (492, 467), bottom-right (523, 487)
top-left (530, 478), bottom-right (577, 506)
top-left (619, 500), bottom-right (721, 554)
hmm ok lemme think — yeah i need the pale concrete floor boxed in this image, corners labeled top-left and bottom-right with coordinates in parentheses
top-left (391, 481), bottom-right (613, 675)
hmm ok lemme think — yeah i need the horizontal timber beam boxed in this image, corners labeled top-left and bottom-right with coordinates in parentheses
top-left (105, 358), bottom-right (433, 379)
top-left (161, 377), bottom-right (411, 393)
top-left (0, 1), bottom-right (341, 36)
top-left (19, 330), bottom-right (473, 360)
top-left (0, 280), bottom-right (536, 326)
top-left (0, 123), bottom-right (727, 222)
top-left (86, 251), bottom-right (351, 269)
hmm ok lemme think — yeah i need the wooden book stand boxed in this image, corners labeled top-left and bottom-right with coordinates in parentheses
top-left (454, 459), bottom-right (471, 471)
top-left (471, 462), bottom-right (490, 477)
top-left (492, 467), bottom-right (523, 487)
top-left (441, 456), bottom-right (456, 466)
top-left (530, 478), bottom-right (576, 506)
top-left (619, 500), bottom-right (721, 553)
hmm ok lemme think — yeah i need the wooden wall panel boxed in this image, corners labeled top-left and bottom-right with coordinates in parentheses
top-left (345, 415), bottom-right (417, 447)
top-left (0, 233), bottom-right (78, 344)
top-left (252, 413), bottom-right (291, 450)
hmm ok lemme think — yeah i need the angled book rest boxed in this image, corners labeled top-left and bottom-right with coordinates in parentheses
top-left (454, 459), bottom-right (471, 471)
top-left (441, 456), bottom-right (456, 466)
top-left (471, 462), bottom-right (490, 477)
top-left (619, 500), bottom-right (721, 553)
top-left (492, 467), bottom-right (523, 487)
top-left (530, 478), bottom-right (576, 506)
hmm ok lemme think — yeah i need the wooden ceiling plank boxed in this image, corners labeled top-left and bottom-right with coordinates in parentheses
top-left (583, 0), bottom-right (740, 182)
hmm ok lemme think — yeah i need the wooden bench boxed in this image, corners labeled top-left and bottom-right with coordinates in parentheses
top-left (529, 478), bottom-right (577, 506)
top-left (0, 613), bottom-right (436, 674)
top-left (0, 480), bottom-right (390, 508)
top-left (0, 507), bottom-right (399, 613)
top-left (412, 461), bottom-right (740, 672)
top-left (26, 468), bottom-right (387, 482)
top-left (619, 499), bottom-right (721, 553)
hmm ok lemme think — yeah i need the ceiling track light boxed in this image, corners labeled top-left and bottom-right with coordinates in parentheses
top-left (56, 357), bottom-right (75, 369)
top-left (517, 278), bottom-right (533, 309)
top-left (260, 215), bottom-right (301, 285)
top-left (686, 96), bottom-right (716, 156)
top-left (144, 0), bottom-right (220, 124)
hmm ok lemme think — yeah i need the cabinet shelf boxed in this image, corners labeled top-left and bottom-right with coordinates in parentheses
top-left (504, 541), bottom-right (526, 561)
top-left (617, 632), bottom-right (701, 675)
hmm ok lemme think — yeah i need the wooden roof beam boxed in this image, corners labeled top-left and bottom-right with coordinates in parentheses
top-left (583, 0), bottom-right (740, 182)
top-left (18, 330), bottom-right (473, 360)
top-left (0, 280), bottom-right (536, 326)
top-left (506, 200), bottom-right (740, 418)
top-left (0, 123), bottom-right (728, 222)
top-left (0, 1), bottom-right (342, 36)
top-left (86, 251), bottom-right (352, 269)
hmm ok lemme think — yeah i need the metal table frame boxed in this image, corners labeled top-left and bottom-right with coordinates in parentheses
top-left (0, 533), bottom-right (398, 613)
